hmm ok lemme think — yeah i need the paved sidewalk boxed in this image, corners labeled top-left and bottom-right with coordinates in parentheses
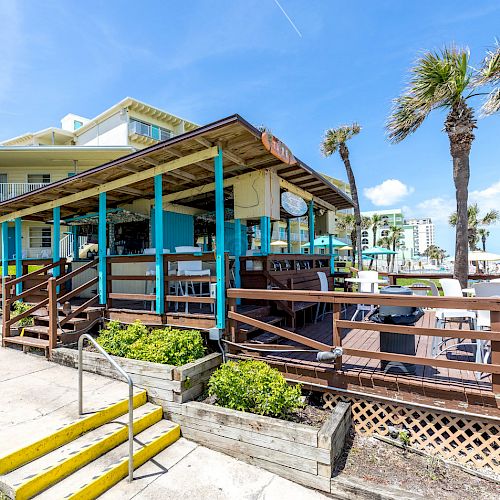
top-left (0, 348), bottom-right (328, 499)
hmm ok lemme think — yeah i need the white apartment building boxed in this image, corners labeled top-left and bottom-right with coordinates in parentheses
top-left (405, 218), bottom-right (435, 255)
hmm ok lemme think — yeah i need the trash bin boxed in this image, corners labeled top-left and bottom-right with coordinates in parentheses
top-left (370, 285), bottom-right (424, 375)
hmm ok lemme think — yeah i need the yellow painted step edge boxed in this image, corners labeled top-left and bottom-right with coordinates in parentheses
top-left (13, 406), bottom-right (163, 500)
top-left (67, 424), bottom-right (181, 500)
top-left (0, 391), bottom-right (147, 475)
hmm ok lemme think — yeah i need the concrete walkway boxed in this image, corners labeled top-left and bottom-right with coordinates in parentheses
top-left (0, 348), bottom-right (328, 499)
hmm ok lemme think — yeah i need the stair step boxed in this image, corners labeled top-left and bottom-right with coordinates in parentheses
top-left (34, 316), bottom-right (89, 326)
top-left (238, 315), bottom-right (282, 335)
top-left (0, 390), bottom-right (147, 476)
top-left (2, 336), bottom-right (49, 349)
top-left (0, 403), bottom-right (162, 500)
top-left (35, 419), bottom-right (180, 500)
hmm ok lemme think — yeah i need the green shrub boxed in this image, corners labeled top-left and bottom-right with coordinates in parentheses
top-left (128, 328), bottom-right (205, 365)
top-left (12, 301), bottom-right (34, 327)
top-left (96, 320), bottom-right (147, 357)
top-left (208, 360), bottom-right (303, 418)
top-left (96, 321), bottom-right (206, 366)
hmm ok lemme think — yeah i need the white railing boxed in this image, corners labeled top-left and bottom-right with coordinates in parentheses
top-left (0, 183), bottom-right (49, 201)
top-left (60, 234), bottom-right (74, 258)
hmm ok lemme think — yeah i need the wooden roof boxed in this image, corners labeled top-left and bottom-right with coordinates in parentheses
top-left (0, 115), bottom-right (353, 222)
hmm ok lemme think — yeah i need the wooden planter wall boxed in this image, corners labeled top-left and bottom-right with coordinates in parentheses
top-left (164, 400), bottom-right (351, 494)
top-left (51, 348), bottom-right (222, 404)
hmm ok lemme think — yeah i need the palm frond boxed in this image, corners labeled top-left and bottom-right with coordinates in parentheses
top-left (320, 123), bottom-right (361, 157)
top-left (387, 45), bottom-right (472, 142)
top-left (475, 42), bottom-right (500, 116)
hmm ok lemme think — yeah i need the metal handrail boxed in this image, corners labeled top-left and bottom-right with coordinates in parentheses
top-left (78, 333), bottom-right (134, 482)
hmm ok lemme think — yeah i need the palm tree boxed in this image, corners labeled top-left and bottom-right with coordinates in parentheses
top-left (377, 236), bottom-right (392, 270)
top-left (478, 228), bottom-right (490, 252)
top-left (388, 225), bottom-right (404, 272)
top-left (387, 45), bottom-right (499, 287)
top-left (368, 214), bottom-right (382, 269)
top-left (475, 41), bottom-right (500, 116)
top-left (321, 124), bottom-right (363, 269)
top-left (336, 214), bottom-right (370, 267)
top-left (449, 203), bottom-right (499, 250)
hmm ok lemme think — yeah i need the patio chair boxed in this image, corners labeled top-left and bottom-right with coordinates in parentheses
top-left (315, 271), bottom-right (329, 323)
top-left (143, 248), bottom-right (172, 311)
top-left (351, 270), bottom-right (379, 321)
top-left (175, 246), bottom-right (212, 313)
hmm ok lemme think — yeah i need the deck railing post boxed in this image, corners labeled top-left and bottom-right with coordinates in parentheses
top-left (214, 146), bottom-right (226, 330)
top-left (286, 219), bottom-right (291, 253)
top-left (491, 310), bottom-right (500, 395)
top-left (98, 192), bottom-right (107, 305)
top-left (1, 221), bottom-right (8, 279)
top-left (154, 174), bottom-right (165, 314)
top-left (14, 218), bottom-right (22, 296)
top-left (48, 277), bottom-right (58, 353)
top-left (2, 275), bottom-right (12, 341)
top-left (308, 200), bottom-right (315, 255)
top-left (234, 219), bottom-right (241, 305)
top-left (332, 301), bottom-right (342, 371)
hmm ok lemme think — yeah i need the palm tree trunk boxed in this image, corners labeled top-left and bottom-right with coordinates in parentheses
top-left (339, 143), bottom-right (363, 270)
top-left (369, 228), bottom-right (376, 270)
top-left (350, 229), bottom-right (357, 267)
top-left (445, 100), bottom-right (475, 289)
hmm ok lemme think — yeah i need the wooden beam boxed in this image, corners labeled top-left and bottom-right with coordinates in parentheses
top-left (0, 148), bottom-right (218, 223)
top-left (83, 177), bottom-right (147, 196)
top-left (167, 146), bottom-right (215, 173)
top-left (143, 157), bottom-right (195, 182)
top-left (195, 137), bottom-right (248, 167)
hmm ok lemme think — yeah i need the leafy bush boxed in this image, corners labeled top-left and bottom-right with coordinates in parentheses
top-left (12, 301), bottom-right (34, 327)
top-left (96, 321), bottom-right (206, 366)
top-left (208, 360), bottom-right (303, 418)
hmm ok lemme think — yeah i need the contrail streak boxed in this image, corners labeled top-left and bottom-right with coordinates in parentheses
top-left (273, 0), bottom-right (303, 38)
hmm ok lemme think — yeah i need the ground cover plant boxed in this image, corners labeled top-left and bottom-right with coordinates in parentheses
top-left (12, 301), bottom-right (34, 326)
top-left (207, 360), bottom-right (303, 419)
top-left (96, 320), bottom-right (206, 366)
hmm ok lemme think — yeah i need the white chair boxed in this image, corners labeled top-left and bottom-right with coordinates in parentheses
top-left (351, 270), bottom-right (379, 321)
top-left (436, 278), bottom-right (476, 330)
top-left (175, 246), bottom-right (211, 313)
top-left (315, 272), bottom-right (329, 323)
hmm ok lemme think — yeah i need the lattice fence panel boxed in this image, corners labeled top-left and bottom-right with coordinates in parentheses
top-left (323, 392), bottom-right (499, 472)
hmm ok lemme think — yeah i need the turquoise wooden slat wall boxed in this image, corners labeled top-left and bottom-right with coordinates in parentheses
top-left (151, 209), bottom-right (194, 250)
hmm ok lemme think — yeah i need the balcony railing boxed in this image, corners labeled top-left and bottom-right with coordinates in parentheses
top-left (128, 120), bottom-right (174, 142)
top-left (0, 183), bottom-right (50, 201)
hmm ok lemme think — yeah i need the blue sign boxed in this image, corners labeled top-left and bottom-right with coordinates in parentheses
top-left (281, 191), bottom-right (307, 217)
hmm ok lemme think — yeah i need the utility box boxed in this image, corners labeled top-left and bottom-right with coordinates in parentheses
top-left (233, 169), bottom-right (280, 220)
top-left (316, 210), bottom-right (337, 235)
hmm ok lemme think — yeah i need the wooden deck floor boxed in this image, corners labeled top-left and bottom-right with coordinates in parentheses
top-left (235, 309), bottom-right (499, 418)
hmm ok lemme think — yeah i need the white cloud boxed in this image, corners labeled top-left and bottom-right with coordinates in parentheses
top-left (414, 197), bottom-right (456, 224)
top-left (470, 181), bottom-right (500, 214)
top-left (363, 179), bottom-right (414, 206)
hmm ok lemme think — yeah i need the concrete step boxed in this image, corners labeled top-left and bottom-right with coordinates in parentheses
top-left (0, 391), bottom-right (148, 477)
top-left (35, 419), bottom-right (180, 500)
top-left (0, 403), bottom-right (162, 500)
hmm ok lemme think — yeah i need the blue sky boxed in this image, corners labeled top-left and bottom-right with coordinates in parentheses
top-left (0, 0), bottom-right (499, 254)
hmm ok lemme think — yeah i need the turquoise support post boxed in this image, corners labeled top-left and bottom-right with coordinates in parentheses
top-left (1, 222), bottom-right (8, 277)
top-left (329, 234), bottom-right (334, 274)
top-left (98, 192), bottom-right (107, 304)
top-left (260, 216), bottom-right (270, 255)
top-left (234, 219), bottom-right (241, 291)
top-left (154, 174), bottom-right (165, 314)
top-left (215, 147), bottom-right (226, 329)
top-left (72, 226), bottom-right (79, 260)
top-left (14, 218), bottom-right (22, 295)
top-left (53, 207), bottom-right (60, 279)
top-left (308, 201), bottom-right (315, 255)
top-left (286, 219), bottom-right (291, 253)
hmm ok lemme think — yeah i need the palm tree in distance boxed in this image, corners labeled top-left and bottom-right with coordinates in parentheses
top-left (336, 214), bottom-right (370, 268)
top-left (368, 214), bottom-right (382, 269)
top-left (321, 124), bottom-right (363, 269)
top-left (478, 228), bottom-right (490, 252)
top-left (387, 45), bottom-right (499, 287)
top-left (389, 225), bottom-right (404, 272)
top-left (449, 203), bottom-right (499, 250)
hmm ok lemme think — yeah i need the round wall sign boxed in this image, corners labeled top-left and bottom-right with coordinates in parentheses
top-left (281, 191), bottom-right (307, 217)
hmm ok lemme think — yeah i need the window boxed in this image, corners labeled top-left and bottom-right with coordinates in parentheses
top-left (29, 227), bottom-right (51, 248)
top-left (27, 174), bottom-right (50, 184)
top-left (129, 119), bottom-right (173, 141)
top-left (381, 230), bottom-right (389, 237)
top-left (279, 227), bottom-right (286, 239)
top-left (362, 238), bottom-right (369, 245)
top-left (361, 231), bottom-right (368, 237)
top-left (74, 120), bottom-right (83, 130)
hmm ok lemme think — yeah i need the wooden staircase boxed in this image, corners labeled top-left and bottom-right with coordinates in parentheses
top-left (2, 259), bottom-right (102, 358)
top-left (231, 304), bottom-right (284, 343)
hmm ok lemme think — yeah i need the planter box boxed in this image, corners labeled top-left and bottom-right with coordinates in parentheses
top-left (164, 400), bottom-right (351, 493)
top-left (52, 347), bottom-right (222, 404)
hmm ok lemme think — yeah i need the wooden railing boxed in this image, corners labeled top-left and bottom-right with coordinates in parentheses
top-left (382, 272), bottom-right (500, 286)
top-left (226, 288), bottom-right (500, 393)
top-left (2, 258), bottom-right (99, 354)
top-left (106, 253), bottom-right (230, 314)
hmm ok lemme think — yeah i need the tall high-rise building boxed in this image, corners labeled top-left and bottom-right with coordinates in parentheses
top-left (405, 218), bottom-right (435, 255)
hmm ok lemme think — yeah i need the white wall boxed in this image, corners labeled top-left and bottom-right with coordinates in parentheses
top-left (76, 111), bottom-right (128, 146)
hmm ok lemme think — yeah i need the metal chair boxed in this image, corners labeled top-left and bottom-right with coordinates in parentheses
top-left (315, 271), bottom-right (329, 323)
top-left (351, 271), bottom-right (379, 321)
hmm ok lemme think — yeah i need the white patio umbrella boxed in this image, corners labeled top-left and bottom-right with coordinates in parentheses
top-left (468, 251), bottom-right (500, 262)
top-left (270, 240), bottom-right (288, 247)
